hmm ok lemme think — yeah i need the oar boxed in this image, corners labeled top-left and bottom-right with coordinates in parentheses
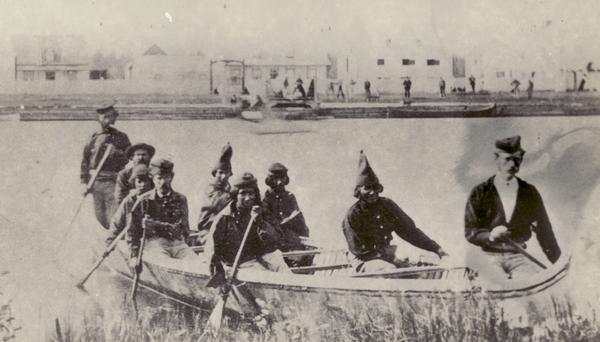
top-left (130, 214), bottom-right (149, 315)
top-left (76, 222), bottom-right (130, 289)
top-left (201, 211), bottom-right (258, 340)
top-left (56, 144), bottom-right (114, 254)
top-left (506, 238), bottom-right (547, 270)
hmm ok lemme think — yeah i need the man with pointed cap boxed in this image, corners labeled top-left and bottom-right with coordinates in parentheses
top-left (81, 102), bottom-right (131, 229)
top-left (205, 172), bottom-right (289, 272)
top-left (195, 143), bottom-right (234, 245)
top-left (107, 164), bottom-right (154, 246)
top-left (343, 151), bottom-right (448, 273)
top-left (126, 158), bottom-right (198, 272)
top-left (114, 142), bottom-right (156, 205)
top-left (262, 162), bottom-right (312, 267)
top-left (465, 135), bottom-right (561, 279)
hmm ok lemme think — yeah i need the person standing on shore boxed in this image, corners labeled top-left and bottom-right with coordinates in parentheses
top-left (526, 79), bottom-right (534, 100)
top-left (403, 78), bottom-right (412, 98)
top-left (81, 103), bottom-right (131, 229)
top-left (511, 80), bottom-right (521, 98)
top-left (439, 78), bottom-right (446, 98)
top-left (469, 75), bottom-right (476, 93)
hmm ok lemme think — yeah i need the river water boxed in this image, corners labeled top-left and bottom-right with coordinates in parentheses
top-left (1, 116), bottom-right (600, 339)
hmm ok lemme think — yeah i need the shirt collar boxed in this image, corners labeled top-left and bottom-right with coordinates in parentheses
top-left (493, 174), bottom-right (518, 189)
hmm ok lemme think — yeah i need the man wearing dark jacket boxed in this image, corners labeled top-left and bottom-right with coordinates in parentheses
top-left (465, 135), bottom-right (561, 279)
top-left (343, 151), bottom-right (448, 273)
top-left (81, 103), bottom-right (131, 229)
top-left (114, 142), bottom-right (155, 205)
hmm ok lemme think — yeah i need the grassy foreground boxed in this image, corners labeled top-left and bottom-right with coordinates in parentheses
top-left (37, 294), bottom-right (599, 342)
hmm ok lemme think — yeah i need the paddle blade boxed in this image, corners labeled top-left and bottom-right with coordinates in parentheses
top-left (204, 297), bottom-right (226, 336)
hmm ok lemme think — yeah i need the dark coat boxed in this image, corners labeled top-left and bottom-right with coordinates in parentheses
top-left (197, 182), bottom-right (232, 233)
top-left (262, 189), bottom-right (309, 250)
top-left (465, 176), bottom-right (561, 263)
top-left (128, 189), bottom-right (190, 257)
top-left (210, 202), bottom-right (282, 266)
top-left (80, 126), bottom-right (131, 183)
top-left (343, 197), bottom-right (441, 261)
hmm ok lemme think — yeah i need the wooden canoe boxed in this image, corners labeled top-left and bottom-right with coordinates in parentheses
top-left (105, 243), bottom-right (570, 319)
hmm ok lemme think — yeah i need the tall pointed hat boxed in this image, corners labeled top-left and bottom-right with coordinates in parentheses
top-left (212, 143), bottom-right (233, 176)
top-left (354, 150), bottom-right (383, 197)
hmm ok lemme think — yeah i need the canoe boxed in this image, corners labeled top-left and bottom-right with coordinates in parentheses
top-left (320, 102), bottom-right (497, 119)
top-left (105, 242), bottom-right (570, 319)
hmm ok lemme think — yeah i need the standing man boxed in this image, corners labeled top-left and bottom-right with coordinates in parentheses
top-left (81, 103), bottom-right (131, 229)
top-left (206, 172), bottom-right (289, 272)
top-left (469, 75), bottom-right (476, 93)
top-left (342, 151), bottom-right (448, 273)
top-left (364, 80), bottom-right (372, 101)
top-left (337, 80), bottom-right (345, 100)
top-left (195, 143), bottom-right (234, 245)
top-left (403, 78), bottom-right (412, 98)
top-left (439, 77), bottom-right (446, 98)
top-left (127, 158), bottom-right (197, 270)
top-left (464, 136), bottom-right (561, 279)
top-left (526, 79), bottom-right (534, 100)
top-left (114, 143), bottom-right (155, 206)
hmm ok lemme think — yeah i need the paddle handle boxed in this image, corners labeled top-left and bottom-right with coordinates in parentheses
top-left (84, 144), bottom-right (113, 195)
top-left (507, 238), bottom-right (547, 270)
top-left (229, 212), bottom-right (258, 280)
top-left (130, 214), bottom-right (148, 309)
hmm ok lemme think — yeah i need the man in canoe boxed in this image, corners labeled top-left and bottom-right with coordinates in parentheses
top-left (106, 164), bottom-right (153, 245)
top-left (127, 158), bottom-right (197, 270)
top-left (464, 135), bottom-right (561, 279)
top-left (80, 103), bottom-right (131, 229)
top-left (262, 163), bottom-right (312, 267)
top-left (342, 151), bottom-right (448, 273)
top-left (114, 142), bottom-right (155, 206)
top-left (195, 143), bottom-right (234, 245)
top-left (206, 172), bottom-right (289, 272)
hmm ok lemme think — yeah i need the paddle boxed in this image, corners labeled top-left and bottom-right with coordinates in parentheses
top-left (130, 214), bottom-right (149, 314)
top-left (76, 221), bottom-right (130, 289)
top-left (201, 211), bottom-right (258, 340)
top-left (506, 238), bottom-right (547, 270)
top-left (52, 144), bottom-right (114, 264)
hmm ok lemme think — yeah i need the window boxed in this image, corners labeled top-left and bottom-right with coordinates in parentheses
top-left (377, 59), bottom-right (385, 66)
top-left (65, 70), bottom-right (77, 81)
top-left (90, 70), bottom-right (108, 80)
top-left (22, 71), bottom-right (35, 81)
top-left (496, 71), bottom-right (505, 78)
top-left (45, 71), bottom-right (56, 80)
top-left (402, 59), bottom-right (415, 66)
top-left (427, 59), bottom-right (440, 66)
top-left (251, 67), bottom-right (262, 80)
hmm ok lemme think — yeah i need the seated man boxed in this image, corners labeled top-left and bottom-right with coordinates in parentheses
top-left (465, 135), bottom-right (561, 279)
top-left (114, 142), bottom-right (155, 205)
top-left (196, 143), bottom-right (234, 245)
top-left (107, 164), bottom-right (153, 245)
top-left (127, 158), bottom-right (198, 271)
top-left (343, 151), bottom-right (448, 273)
top-left (262, 163), bottom-right (312, 267)
top-left (206, 172), bottom-right (289, 272)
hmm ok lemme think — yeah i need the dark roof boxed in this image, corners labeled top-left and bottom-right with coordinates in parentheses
top-left (143, 44), bottom-right (167, 56)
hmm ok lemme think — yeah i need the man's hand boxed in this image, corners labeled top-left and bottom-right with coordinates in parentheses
top-left (436, 248), bottom-right (449, 259)
top-left (129, 257), bottom-right (140, 274)
top-left (489, 225), bottom-right (509, 242)
top-left (251, 205), bottom-right (262, 217)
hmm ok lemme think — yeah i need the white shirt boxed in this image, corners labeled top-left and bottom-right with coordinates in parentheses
top-left (494, 176), bottom-right (518, 221)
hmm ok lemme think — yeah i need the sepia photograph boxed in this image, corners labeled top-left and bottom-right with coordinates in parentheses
top-left (1, 0), bottom-right (600, 341)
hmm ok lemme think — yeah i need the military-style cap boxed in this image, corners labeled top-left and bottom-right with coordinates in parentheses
top-left (149, 158), bottom-right (174, 176)
top-left (296, 78), bottom-right (303, 84)
top-left (96, 101), bottom-right (118, 115)
top-left (231, 172), bottom-right (258, 191)
top-left (265, 162), bottom-right (289, 187)
top-left (495, 135), bottom-right (525, 156)
top-left (212, 143), bottom-right (233, 176)
top-left (354, 150), bottom-right (383, 197)
top-left (128, 164), bottom-right (151, 184)
top-left (126, 143), bottom-right (156, 160)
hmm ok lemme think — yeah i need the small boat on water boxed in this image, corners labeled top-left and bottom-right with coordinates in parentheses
top-left (104, 240), bottom-right (570, 319)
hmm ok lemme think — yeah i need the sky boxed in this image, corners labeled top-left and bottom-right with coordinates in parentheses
top-left (1, 0), bottom-right (599, 68)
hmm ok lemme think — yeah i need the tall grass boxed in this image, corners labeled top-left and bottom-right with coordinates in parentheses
top-left (42, 294), bottom-right (599, 342)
